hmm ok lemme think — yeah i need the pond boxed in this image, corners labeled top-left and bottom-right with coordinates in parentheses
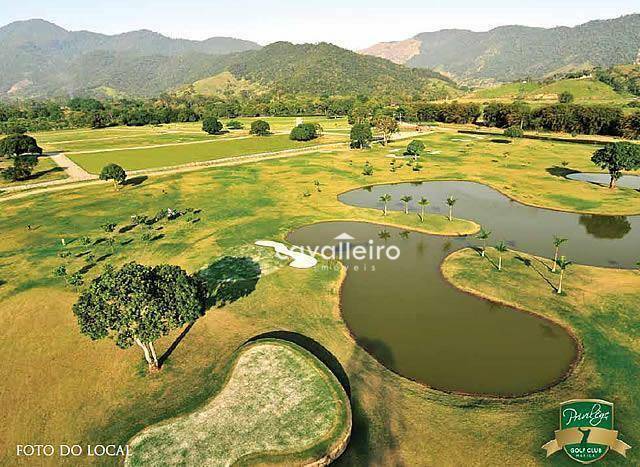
top-left (287, 181), bottom-right (640, 396)
top-left (566, 172), bottom-right (640, 190)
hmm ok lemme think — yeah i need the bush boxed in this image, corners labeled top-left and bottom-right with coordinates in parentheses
top-left (226, 120), bottom-right (244, 130)
top-left (289, 123), bottom-right (318, 141)
top-left (405, 140), bottom-right (425, 156)
top-left (558, 91), bottom-right (575, 104)
top-left (250, 120), bottom-right (270, 136)
top-left (202, 116), bottom-right (223, 135)
top-left (504, 126), bottom-right (524, 138)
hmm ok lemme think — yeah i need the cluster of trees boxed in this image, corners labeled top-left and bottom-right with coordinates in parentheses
top-left (483, 102), bottom-right (640, 137)
top-left (413, 102), bottom-right (482, 124)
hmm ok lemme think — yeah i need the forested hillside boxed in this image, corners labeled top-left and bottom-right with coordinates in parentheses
top-left (361, 14), bottom-right (640, 84)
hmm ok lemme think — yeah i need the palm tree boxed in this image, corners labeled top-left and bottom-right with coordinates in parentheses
top-left (495, 241), bottom-right (508, 271)
top-left (555, 256), bottom-right (572, 294)
top-left (417, 197), bottom-right (430, 222)
top-left (379, 194), bottom-right (392, 216)
top-left (400, 195), bottom-right (413, 214)
top-left (476, 228), bottom-right (491, 257)
top-left (445, 196), bottom-right (457, 221)
top-left (552, 236), bottom-right (568, 272)
top-left (378, 230), bottom-right (391, 241)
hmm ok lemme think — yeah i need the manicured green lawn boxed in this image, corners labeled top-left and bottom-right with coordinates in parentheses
top-left (0, 127), bottom-right (639, 466)
top-left (0, 156), bottom-right (66, 188)
top-left (126, 339), bottom-right (350, 466)
top-left (68, 134), bottom-right (344, 173)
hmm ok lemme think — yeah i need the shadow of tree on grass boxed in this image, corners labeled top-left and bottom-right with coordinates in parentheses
top-left (197, 256), bottom-right (261, 308)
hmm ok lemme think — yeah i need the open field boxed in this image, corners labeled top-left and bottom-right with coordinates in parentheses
top-left (67, 134), bottom-right (345, 173)
top-left (1, 127), bottom-right (639, 465)
top-left (126, 339), bottom-right (351, 466)
top-left (0, 156), bottom-right (67, 188)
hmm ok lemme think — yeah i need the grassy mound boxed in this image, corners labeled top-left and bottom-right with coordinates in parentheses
top-left (125, 339), bottom-right (351, 466)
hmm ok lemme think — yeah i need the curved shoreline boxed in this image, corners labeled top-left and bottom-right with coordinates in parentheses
top-left (336, 177), bottom-right (640, 217)
top-left (284, 219), bottom-right (582, 400)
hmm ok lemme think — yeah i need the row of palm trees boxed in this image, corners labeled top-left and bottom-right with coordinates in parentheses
top-left (476, 228), bottom-right (572, 294)
top-left (378, 194), bottom-right (458, 222)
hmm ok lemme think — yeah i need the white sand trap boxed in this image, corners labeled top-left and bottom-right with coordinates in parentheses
top-left (255, 240), bottom-right (317, 269)
top-left (427, 150), bottom-right (442, 155)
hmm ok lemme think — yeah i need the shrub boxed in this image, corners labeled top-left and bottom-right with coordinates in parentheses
top-left (226, 120), bottom-right (244, 130)
top-left (362, 161), bottom-right (374, 176)
top-left (504, 126), bottom-right (524, 138)
top-left (250, 120), bottom-right (270, 136)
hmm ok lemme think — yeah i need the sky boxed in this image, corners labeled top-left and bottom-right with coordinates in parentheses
top-left (1, 0), bottom-right (638, 50)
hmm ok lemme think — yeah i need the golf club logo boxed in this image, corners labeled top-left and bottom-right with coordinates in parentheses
top-left (542, 399), bottom-right (631, 464)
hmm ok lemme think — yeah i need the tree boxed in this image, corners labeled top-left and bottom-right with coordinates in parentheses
top-left (495, 241), bottom-right (508, 271)
top-left (73, 262), bottom-right (206, 372)
top-left (591, 142), bottom-right (640, 188)
top-left (417, 197), bottom-right (430, 222)
top-left (405, 140), bottom-right (425, 157)
top-left (555, 256), bottom-right (572, 294)
top-left (374, 115), bottom-right (399, 145)
top-left (202, 116), bottom-right (223, 135)
top-left (559, 91), bottom-right (575, 104)
top-left (445, 196), bottom-right (457, 221)
top-left (400, 195), bottom-right (412, 214)
top-left (379, 194), bottom-right (391, 216)
top-left (0, 134), bottom-right (42, 158)
top-left (552, 236), bottom-right (568, 272)
top-left (100, 163), bottom-right (127, 189)
top-left (290, 123), bottom-right (318, 141)
top-left (1, 155), bottom-right (38, 182)
top-left (476, 228), bottom-right (491, 257)
top-left (350, 123), bottom-right (373, 149)
top-left (250, 120), bottom-right (271, 136)
top-left (314, 180), bottom-right (321, 192)
top-left (226, 120), bottom-right (244, 130)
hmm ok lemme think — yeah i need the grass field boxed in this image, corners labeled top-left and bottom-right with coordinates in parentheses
top-left (0, 156), bottom-right (67, 188)
top-left (126, 339), bottom-right (351, 466)
top-left (67, 133), bottom-right (344, 173)
top-left (1, 127), bottom-right (639, 465)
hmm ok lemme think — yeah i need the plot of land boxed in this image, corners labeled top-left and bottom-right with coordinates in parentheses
top-left (0, 156), bottom-right (67, 188)
top-left (67, 134), bottom-right (344, 173)
top-left (126, 340), bottom-right (350, 466)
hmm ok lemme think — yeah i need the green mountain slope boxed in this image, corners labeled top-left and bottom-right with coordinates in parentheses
top-left (215, 42), bottom-right (459, 98)
top-left (361, 14), bottom-right (640, 84)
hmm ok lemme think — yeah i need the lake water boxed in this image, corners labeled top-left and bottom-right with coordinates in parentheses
top-left (286, 181), bottom-right (640, 396)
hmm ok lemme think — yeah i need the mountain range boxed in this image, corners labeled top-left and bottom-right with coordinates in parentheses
top-left (2, 15), bottom-right (640, 99)
top-left (0, 19), bottom-right (455, 100)
top-left (0, 19), bottom-right (260, 98)
top-left (361, 14), bottom-right (640, 85)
